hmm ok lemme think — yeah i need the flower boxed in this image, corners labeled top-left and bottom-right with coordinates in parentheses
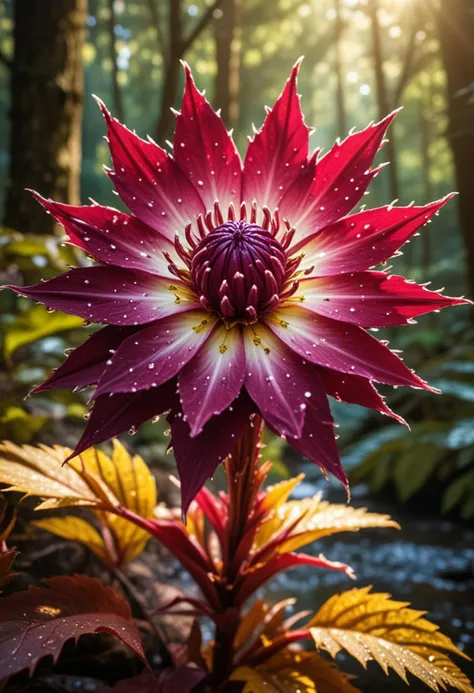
top-left (6, 61), bottom-right (468, 511)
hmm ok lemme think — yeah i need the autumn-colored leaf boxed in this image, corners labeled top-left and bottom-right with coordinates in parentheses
top-left (254, 490), bottom-right (399, 556)
top-left (231, 649), bottom-right (361, 692)
top-left (0, 574), bottom-right (147, 681)
top-left (0, 439), bottom-right (156, 565)
top-left (308, 587), bottom-right (473, 693)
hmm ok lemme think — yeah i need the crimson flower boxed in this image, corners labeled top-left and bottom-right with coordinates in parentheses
top-left (6, 62), bottom-right (468, 511)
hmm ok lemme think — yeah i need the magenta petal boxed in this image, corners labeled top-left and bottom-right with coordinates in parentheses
top-left (267, 307), bottom-right (433, 390)
top-left (170, 393), bottom-right (254, 514)
top-left (297, 271), bottom-right (469, 327)
top-left (280, 111), bottom-right (397, 241)
top-left (95, 310), bottom-right (216, 397)
top-left (319, 367), bottom-right (406, 425)
top-left (6, 266), bottom-right (197, 326)
top-left (67, 379), bottom-right (178, 461)
top-left (32, 194), bottom-right (177, 278)
top-left (294, 196), bottom-right (454, 275)
top-left (178, 323), bottom-right (246, 436)
top-left (97, 99), bottom-right (204, 238)
top-left (242, 60), bottom-right (310, 209)
top-left (32, 325), bottom-right (138, 394)
top-left (243, 323), bottom-right (331, 439)
top-left (174, 64), bottom-right (242, 211)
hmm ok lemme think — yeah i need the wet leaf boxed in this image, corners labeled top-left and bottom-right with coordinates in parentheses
top-left (101, 668), bottom-right (207, 692)
top-left (0, 439), bottom-right (157, 565)
top-left (255, 492), bottom-right (399, 554)
top-left (308, 587), bottom-right (473, 693)
top-left (232, 650), bottom-right (361, 692)
top-left (0, 574), bottom-right (147, 680)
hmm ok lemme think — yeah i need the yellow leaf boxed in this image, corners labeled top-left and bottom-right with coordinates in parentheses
top-left (3, 305), bottom-right (83, 363)
top-left (309, 587), bottom-right (473, 693)
top-left (235, 600), bottom-right (269, 650)
top-left (0, 439), bottom-right (157, 566)
top-left (33, 516), bottom-right (109, 564)
top-left (255, 494), bottom-right (399, 555)
top-left (261, 474), bottom-right (305, 512)
top-left (231, 650), bottom-right (361, 692)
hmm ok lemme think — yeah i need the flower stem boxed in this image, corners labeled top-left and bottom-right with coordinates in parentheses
top-left (210, 414), bottom-right (264, 688)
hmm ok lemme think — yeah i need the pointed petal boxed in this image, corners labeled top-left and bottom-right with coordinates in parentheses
top-left (296, 271), bottom-right (469, 327)
top-left (69, 380), bottom-right (178, 460)
top-left (95, 310), bottom-right (216, 396)
top-left (266, 306), bottom-right (433, 389)
top-left (171, 393), bottom-right (254, 514)
top-left (243, 322), bottom-right (331, 439)
top-left (294, 197), bottom-right (454, 275)
top-left (32, 325), bottom-right (137, 394)
top-left (174, 64), bottom-right (242, 211)
top-left (32, 194), bottom-right (177, 278)
top-left (285, 394), bottom-right (347, 486)
top-left (280, 112), bottom-right (397, 241)
top-left (6, 267), bottom-right (198, 326)
top-left (98, 99), bottom-right (204, 238)
top-left (178, 323), bottom-right (245, 436)
top-left (242, 60), bottom-right (310, 209)
top-left (319, 367), bottom-right (406, 424)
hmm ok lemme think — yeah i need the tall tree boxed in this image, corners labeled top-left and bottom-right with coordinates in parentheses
top-left (4, 0), bottom-right (87, 235)
top-left (334, 0), bottom-right (346, 138)
top-left (107, 0), bottom-right (124, 121)
top-left (439, 0), bottom-right (474, 298)
top-left (214, 0), bottom-right (242, 129)
top-left (148, 0), bottom-right (225, 143)
top-left (367, 0), bottom-right (399, 202)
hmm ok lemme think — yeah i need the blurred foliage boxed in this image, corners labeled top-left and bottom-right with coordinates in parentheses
top-left (347, 338), bottom-right (474, 518)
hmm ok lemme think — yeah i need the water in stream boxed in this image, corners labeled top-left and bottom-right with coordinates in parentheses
top-left (269, 475), bottom-right (474, 691)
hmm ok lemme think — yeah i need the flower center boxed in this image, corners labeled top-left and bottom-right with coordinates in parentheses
top-left (190, 220), bottom-right (287, 322)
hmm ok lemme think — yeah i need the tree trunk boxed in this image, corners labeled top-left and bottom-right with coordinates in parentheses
top-left (439, 0), bottom-right (474, 298)
top-left (107, 0), bottom-right (124, 121)
top-left (214, 0), bottom-right (242, 129)
top-left (4, 0), bottom-right (87, 234)
top-left (156, 0), bottom-right (183, 143)
top-left (334, 0), bottom-right (346, 139)
top-left (419, 87), bottom-right (433, 269)
top-left (368, 0), bottom-right (400, 203)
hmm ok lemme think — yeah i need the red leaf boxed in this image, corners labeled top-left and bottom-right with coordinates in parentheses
top-left (0, 575), bottom-right (147, 681)
top-left (101, 669), bottom-right (207, 693)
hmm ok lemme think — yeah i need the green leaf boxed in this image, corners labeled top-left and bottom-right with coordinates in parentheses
top-left (4, 305), bottom-right (84, 362)
top-left (394, 445), bottom-right (443, 502)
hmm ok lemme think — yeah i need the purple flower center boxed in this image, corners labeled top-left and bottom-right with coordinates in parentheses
top-left (190, 220), bottom-right (288, 322)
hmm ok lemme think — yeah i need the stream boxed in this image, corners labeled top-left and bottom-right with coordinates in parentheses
top-left (269, 473), bottom-right (474, 691)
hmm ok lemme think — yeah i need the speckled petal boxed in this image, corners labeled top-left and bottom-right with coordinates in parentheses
top-left (6, 267), bottom-right (197, 326)
top-left (178, 322), bottom-right (246, 436)
top-left (95, 310), bottom-right (216, 396)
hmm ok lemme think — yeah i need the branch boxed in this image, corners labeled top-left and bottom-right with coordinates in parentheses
top-left (147, 0), bottom-right (169, 66)
top-left (392, 24), bottom-right (419, 106)
top-left (181, 0), bottom-right (226, 56)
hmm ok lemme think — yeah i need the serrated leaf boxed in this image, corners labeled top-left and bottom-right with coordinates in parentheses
top-left (3, 305), bottom-right (83, 363)
top-left (0, 574), bottom-right (147, 680)
top-left (232, 650), bottom-right (361, 692)
top-left (308, 587), bottom-right (473, 693)
top-left (0, 439), bottom-right (156, 565)
top-left (254, 494), bottom-right (399, 555)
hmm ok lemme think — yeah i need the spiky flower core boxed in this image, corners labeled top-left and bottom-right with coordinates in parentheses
top-left (5, 60), bottom-right (469, 512)
top-left (182, 208), bottom-right (299, 323)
